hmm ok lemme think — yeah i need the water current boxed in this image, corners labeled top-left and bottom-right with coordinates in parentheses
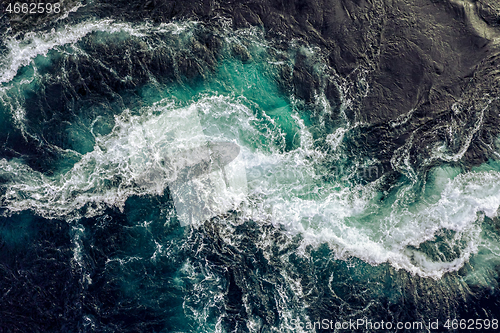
top-left (1, 5), bottom-right (500, 332)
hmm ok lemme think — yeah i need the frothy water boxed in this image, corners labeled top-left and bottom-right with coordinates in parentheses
top-left (0, 19), bottom-right (197, 84)
top-left (2, 100), bottom-right (500, 279)
top-left (1, 16), bottom-right (500, 279)
top-left (1, 98), bottom-right (248, 225)
top-left (1, 12), bottom-right (500, 332)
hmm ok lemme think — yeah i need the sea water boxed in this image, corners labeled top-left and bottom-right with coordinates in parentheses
top-left (1, 12), bottom-right (499, 333)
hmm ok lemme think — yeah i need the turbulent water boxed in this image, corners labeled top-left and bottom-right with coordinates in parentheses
top-left (1, 1), bottom-right (500, 332)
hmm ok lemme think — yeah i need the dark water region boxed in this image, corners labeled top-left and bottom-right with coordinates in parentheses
top-left (1, 0), bottom-right (500, 332)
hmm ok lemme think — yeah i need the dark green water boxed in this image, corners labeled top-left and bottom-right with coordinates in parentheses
top-left (1, 7), bottom-right (500, 333)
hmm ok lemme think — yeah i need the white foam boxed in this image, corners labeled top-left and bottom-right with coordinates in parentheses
top-left (0, 19), bottom-right (198, 84)
top-left (221, 106), bottom-right (500, 279)
top-left (287, 169), bottom-right (500, 279)
top-left (0, 96), bottom-right (247, 224)
top-left (160, 91), bottom-right (500, 279)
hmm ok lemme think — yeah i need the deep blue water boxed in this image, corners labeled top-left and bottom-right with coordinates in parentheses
top-left (1, 2), bottom-right (500, 332)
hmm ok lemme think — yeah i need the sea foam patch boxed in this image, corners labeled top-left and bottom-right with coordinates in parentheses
top-left (130, 103), bottom-right (248, 226)
top-left (0, 97), bottom-right (249, 225)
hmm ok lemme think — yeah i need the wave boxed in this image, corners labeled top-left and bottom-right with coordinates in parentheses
top-left (0, 17), bottom-right (499, 281)
top-left (0, 19), bottom-right (197, 84)
top-left (0, 97), bottom-right (247, 226)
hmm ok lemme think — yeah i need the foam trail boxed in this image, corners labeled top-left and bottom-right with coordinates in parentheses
top-left (290, 169), bottom-right (500, 279)
top-left (0, 19), bottom-right (197, 84)
top-left (4, 90), bottom-right (498, 278)
top-left (229, 107), bottom-right (500, 278)
top-left (0, 97), bottom-right (247, 224)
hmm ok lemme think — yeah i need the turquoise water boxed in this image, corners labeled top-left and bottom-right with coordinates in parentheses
top-left (1, 16), bottom-right (500, 332)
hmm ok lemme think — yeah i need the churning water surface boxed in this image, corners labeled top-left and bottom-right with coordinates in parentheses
top-left (1, 8), bottom-right (500, 333)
